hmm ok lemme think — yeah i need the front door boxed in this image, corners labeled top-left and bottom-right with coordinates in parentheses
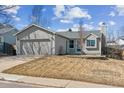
top-left (69, 40), bottom-right (75, 54)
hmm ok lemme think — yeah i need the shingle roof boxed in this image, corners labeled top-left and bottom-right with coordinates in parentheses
top-left (56, 30), bottom-right (101, 39)
top-left (0, 24), bottom-right (16, 35)
top-left (119, 36), bottom-right (124, 40)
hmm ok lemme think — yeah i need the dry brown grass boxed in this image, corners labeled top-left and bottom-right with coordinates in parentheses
top-left (3, 56), bottom-right (124, 87)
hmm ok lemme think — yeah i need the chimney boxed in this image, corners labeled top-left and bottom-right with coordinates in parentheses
top-left (68, 28), bottom-right (72, 32)
top-left (100, 22), bottom-right (107, 36)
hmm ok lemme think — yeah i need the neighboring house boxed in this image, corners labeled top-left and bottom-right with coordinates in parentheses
top-left (0, 24), bottom-right (18, 55)
top-left (115, 36), bottom-right (124, 49)
top-left (116, 36), bottom-right (124, 45)
top-left (107, 41), bottom-right (116, 46)
top-left (15, 24), bottom-right (107, 55)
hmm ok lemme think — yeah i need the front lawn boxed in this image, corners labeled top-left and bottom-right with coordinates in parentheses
top-left (3, 56), bottom-right (124, 87)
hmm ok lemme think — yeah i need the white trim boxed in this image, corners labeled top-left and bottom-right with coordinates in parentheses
top-left (86, 39), bottom-right (97, 48)
top-left (75, 39), bottom-right (81, 53)
top-left (84, 33), bottom-right (99, 39)
top-left (85, 33), bottom-right (98, 48)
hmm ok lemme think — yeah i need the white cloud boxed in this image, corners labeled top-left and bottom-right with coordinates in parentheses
top-left (109, 11), bottom-right (116, 17)
top-left (57, 23), bottom-right (95, 32)
top-left (53, 6), bottom-right (92, 23)
top-left (42, 8), bottom-right (46, 12)
top-left (90, 22), bottom-right (94, 24)
top-left (98, 22), bottom-right (104, 26)
top-left (116, 5), bottom-right (124, 16)
top-left (3, 6), bottom-right (21, 22)
top-left (65, 7), bottom-right (92, 20)
top-left (57, 28), bottom-right (69, 32)
top-left (54, 5), bottom-right (65, 18)
top-left (47, 27), bottom-right (51, 29)
top-left (83, 24), bottom-right (94, 30)
top-left (110, 5), bottom-right (124, 16)
top-left (4, 6), bottom-right (20, 14)
top-left (109, 21), bottom-right (116, 26)
top-left (12, 15), bottom-right (20, 21)
top-left (72, 23), bottom-right (94, 31)
top-left (60, 19), bottom-right (73, 23)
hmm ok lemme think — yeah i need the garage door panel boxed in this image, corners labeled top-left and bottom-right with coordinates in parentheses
top-left (20, 39), bottom-right (51, 55)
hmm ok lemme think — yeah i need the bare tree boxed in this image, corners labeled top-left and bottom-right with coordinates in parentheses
top-left (120, 26), bottom-right (124, 36)
top-left (0, 5), bottom-right (16, 24)
top-left (31, 5), bottom-right (51, 28)
top-left (79, 19), bottom-right (84, 55)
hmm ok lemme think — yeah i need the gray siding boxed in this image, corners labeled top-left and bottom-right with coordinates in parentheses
top-left (16, 25), bottom-right (103, 55)
top-left (0, 29), bottom-right (17, 55)
top-left (16, 26), bottom-right (55, 55)
top-left (84, 34), bottom-right (101, 55)
top-left (3, 29), bottom-right (17, 44)
top-left (55, 35), bottom-right (68, 54)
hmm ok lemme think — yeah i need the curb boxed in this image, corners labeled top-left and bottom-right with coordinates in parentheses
top-left (0, 73), bottom-right (117, 88)
top-left (0, 73), bottom-right (71, 88)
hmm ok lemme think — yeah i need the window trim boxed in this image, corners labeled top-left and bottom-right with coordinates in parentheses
top-left (76, 40), bottom-right (81, 52)
top-left (86, 39), bottom-right (96, 48)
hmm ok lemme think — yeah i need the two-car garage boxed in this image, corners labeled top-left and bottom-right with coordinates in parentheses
top-left (20, 39), bottom-right (51, 55)
top-left (16, 24), bottom-right (55, 55)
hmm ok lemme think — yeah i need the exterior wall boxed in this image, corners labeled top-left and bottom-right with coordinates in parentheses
top-left (16, 26), bottom-right (55, 55)
top-left (83, 34), bottom-right (101, 55)
top-left (55, 35), bottom-right (68, 54)
top-left (65, 35), bottom-right (101, 55)
top-left (116, 39), bottom-right (124, 45)
top-left (16, 25), bottom-right (103, 55)
top-left (3, 29), bottom-right (17, 44)
top-left (0, 29), bottom-right (17, 54)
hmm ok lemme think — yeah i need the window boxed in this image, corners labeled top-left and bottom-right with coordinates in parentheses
top-left (87, 40), bottom-right (95, 47)
top-left (0, 37), bottom-right (2, 43)
top-left (77, 40), bottom-right (81, 51)
top-left (69, 40), bottom-right (74, 48)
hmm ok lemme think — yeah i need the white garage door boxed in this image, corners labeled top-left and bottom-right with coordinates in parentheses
top-left (20, 39), bottom-right (51, 55)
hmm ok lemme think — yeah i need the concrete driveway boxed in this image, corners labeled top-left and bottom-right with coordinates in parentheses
top-left (0, 56), bottom-right (42, 72)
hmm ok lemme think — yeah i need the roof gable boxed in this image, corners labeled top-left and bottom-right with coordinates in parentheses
top-left (15, 24), bottom-right (54, 36)
top-left (84, 33), bottom-right (99, 39)
top-left (119, 36), bottom-right (124, 40)
top-left (0, 24), bottom-right (17, 35)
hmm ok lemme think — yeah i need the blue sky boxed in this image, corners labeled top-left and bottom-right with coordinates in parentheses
top-left (5, 5), bottom-right (124, 39)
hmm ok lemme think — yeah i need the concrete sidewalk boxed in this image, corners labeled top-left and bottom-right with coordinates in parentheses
top-left (0, 56), bottom-right (42, 72)
top-left (0, 73), bottom-right (117, 88)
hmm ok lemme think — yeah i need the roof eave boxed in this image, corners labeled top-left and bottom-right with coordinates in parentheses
top-left (14, 24), bottom-right (55, 36)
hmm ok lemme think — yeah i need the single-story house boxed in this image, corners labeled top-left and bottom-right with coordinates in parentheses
top-left (0, 24), bottom-right (18, 55)
top-left (116, 36), bottom-right (124, 45)
top-left (107, 40), bottom-right (116, 46)
top-left (113, 36), bottom-right (124, 49)
top-left (15, 24), bottom-right (106, 55)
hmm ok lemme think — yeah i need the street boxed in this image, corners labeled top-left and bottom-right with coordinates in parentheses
top-left (0, 80), bottom-right (44, 88)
